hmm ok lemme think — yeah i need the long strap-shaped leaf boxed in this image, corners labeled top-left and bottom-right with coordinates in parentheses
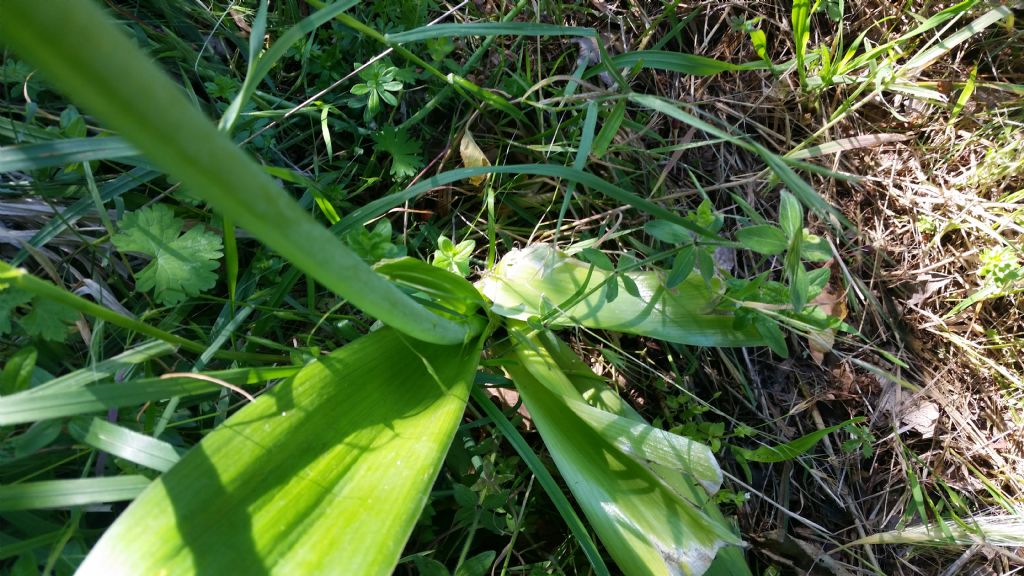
top-left (0, 0), bottom-right (473, 345)
top-left (479, 244), bottom-right (767, 348)
top-left (528, 330), bottom-right (752, 576)
top-left (77, 327), bottom-right (483, 575)
top-left (503, 323), bottom-right (741, 576)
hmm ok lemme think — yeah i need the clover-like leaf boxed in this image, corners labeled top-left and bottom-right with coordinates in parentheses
top-left (113, 204), bottom-right (223, 306)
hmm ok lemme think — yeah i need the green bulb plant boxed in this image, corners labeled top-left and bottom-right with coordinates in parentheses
top-left (0, 2), bottom-right (842, 574)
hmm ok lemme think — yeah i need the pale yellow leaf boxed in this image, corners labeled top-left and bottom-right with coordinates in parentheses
top-left (459, 130), bottom-right (490, 187)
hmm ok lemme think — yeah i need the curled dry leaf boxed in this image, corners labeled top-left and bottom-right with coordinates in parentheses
top-left (808, 284), bottom-right (848, 365)
top-left (459, 129), bottom-right (490, 187)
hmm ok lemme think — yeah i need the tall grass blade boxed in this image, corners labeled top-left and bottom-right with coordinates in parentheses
top-left (628, 94), bottom-right (848, 226)
top-left (219, 0), bottom-right (358, 132)
top-left (0, 366), bottom-right (300, 426)
top-left (386, 22), bottom-right (595, 44)
top-left (77, 327), bottom-right (484, 575)
top-left (0, 477), bottom-right (150, 512)
top-left (0, 137), bottom-right (138, 172)
top-left (607, 51), bottom-right (770, 75)
top-left (69, 417), bottom-right (181, 473)
top-left (0, 0), bottom-right (474, 345)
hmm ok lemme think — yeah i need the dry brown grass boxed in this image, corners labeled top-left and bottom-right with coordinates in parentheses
top-left (568, 0), bottom-right (1024, 573)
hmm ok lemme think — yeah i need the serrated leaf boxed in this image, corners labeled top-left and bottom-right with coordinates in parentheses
top-left (112, 204), bottom-right (223, 306)
top-left (735, 225), bottom-right (787, 255)
top-left (21, 298), bottom-right (77, 341)
top-left (0, 286), bottom-right (33, 334)
top-left (374, 127), bottom-right (423, 180)
top-left (459, 130), bottom-right (490, 187)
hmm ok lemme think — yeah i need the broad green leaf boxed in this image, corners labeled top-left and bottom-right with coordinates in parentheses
top-left (778, 191), bottom-right (803, 241)
top-left (645, 219), bottom-right (692, 244)
top-left (735, 225), bottom-right (788, 255)
top-left (734, 418), bottom-right (864, 463)
top-left (0, 0), bottom-right (473, 345)
top-left (504, 325), bottom-right (741, 575)
top-left (78, 327), bottom-right (483, 575)
top-left (374, 257), bottom-right (485, 319)
top-left (667, 246), bottom-right (697, 289)
top-left (112, 204), bottom-right (223, 306)
top-left (526, 332), bottom-right (752, 576)
top-left (69, 417), bottom-right (181, 473)
top-left (0, 346), bottom-right (36, 395)
top-left (565, 398), bottom-right (722, 493)
top-left (0, 477), bottom-right (150, 512)
top-left (478, 244), bottom-right (767, 348)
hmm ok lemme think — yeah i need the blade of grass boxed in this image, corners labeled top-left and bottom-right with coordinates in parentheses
top-left (629, 93), bottom-right (849, 226)
top-left (337, 164), bottom-right (719, 239)
top-left (385, 22), bottom-right (596, 43)
top-left (0, 137), bottom-right (139, 172)
top-left (0, 0), bottom-right (475, 346)
top-left (22, 340), bottom-right (175, 395)
top-left (0, 365), bottom-right (301, 426)
top-left (219, 0), bottom-right (358, 132)
top-left (605, 50), bottom-right (772, 75)
top-left (69, 417), bottom-right (181, 473)
top-left (0, 477), bottom-right (150, 512)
